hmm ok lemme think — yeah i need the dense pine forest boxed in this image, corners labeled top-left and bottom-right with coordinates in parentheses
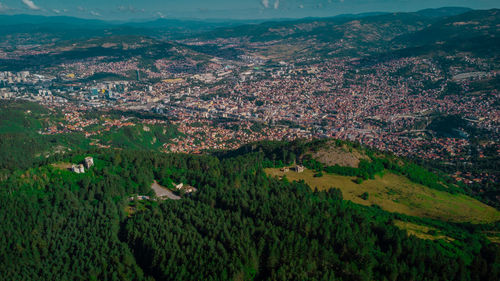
top-left (1, 143), bottom-right (499, 280)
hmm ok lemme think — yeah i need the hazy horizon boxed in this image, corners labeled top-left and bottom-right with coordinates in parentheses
top-left (0, 0), bottom-right (499, 20)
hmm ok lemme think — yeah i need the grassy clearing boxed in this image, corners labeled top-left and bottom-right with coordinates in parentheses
top-left (310, 141), bottom-right (369, 168)
top-left (265, 167), bottom-right (500, 223)
top-left (394, 220), bottom-right (454, 242)
top-left (259, 43), bottom-right (310, 60)
top-left (484, 231), bottom-right (500, 244)
top-left (51, 162), bottom-right (73, 170)
top-left (487, 237), bottom-right (500, 244)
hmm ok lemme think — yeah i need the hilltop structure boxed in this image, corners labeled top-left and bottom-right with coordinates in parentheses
top-left (175, 182), bottom-right (198, 194)
top-left (84, 157), bottom-right (94, 169)
top-left (71, 164), bottom-right (85, 174)
top-left (71, 157), bottom-right (93, 173)
top-left (295, 165), bottom-right (305, 173)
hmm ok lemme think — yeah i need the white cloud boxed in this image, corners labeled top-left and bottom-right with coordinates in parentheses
top-left (273, 0), bottom-right (280, 10)
top-left (118, 5), bottom-right (144, 13)
top-left (52, 9), bottom-right (60, 14)
top-left (90, 10), bottom-right (101, 17)
top-left (0, 2), bottom-right (9, 11)
top-left (261, 0), bottom-right (269, 9)
top-left (21, 0), bottom-right (40, 10)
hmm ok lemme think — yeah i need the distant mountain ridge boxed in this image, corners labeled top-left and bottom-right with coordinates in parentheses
top-left (396, 9), bottom-right (500, 46)
top-left (192, 7), bottom-right (498, 59)
top-left (0, 14), bottom-right (263, 41)
top-left (1, 7), bottom-right (497, 69)
top-left (195, 7), bottom-right (474, 42)
top-left (0, 7), bottom-right (473, 41)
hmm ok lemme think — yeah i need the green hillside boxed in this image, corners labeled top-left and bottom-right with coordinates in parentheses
top-left (397, 9), bottom-right (500, 46)
top-left (266, 167), bottom-right (500, 223)
top-left (97, 124), bottom-right (182, 150)
top-left (0, 101), bottom-right (88, 171)
top-left (0, 101), bottom-right (182, 172)
top-left (0, 35), bottom-right (211, 72)
top-left (1, 148), bottom-right (499, 280)
top-left (193, 8), bottom-right (499, 61)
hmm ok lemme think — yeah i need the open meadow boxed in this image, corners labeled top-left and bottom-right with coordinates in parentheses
top-left (265, 167), bottom-right (500, 223)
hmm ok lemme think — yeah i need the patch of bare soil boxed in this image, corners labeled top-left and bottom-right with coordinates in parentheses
top-left (310, 142), bottom-right (368, 168)
top-left (51, 162), bottom-right (72, 170)
top-left (151, 180), bottom-right (181, 200)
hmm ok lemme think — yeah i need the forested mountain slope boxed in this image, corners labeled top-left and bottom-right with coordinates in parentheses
top-left (0, 145), bottom-right (499, 280)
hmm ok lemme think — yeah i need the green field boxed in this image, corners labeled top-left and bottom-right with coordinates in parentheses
top-left (484, 231), bottom-right (500, 244)
top-left (393, 220), bottom-right (454, 242)
top-left (395, 221), bottom-right (500, 244)
top-left (265, 167), bottom-right (500, 223)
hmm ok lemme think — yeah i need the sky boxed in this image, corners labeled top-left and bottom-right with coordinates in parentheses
top-left (0, 0), bottom-right (498, 20)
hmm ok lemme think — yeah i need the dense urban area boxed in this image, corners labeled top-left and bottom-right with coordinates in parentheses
top-left (1, 37), bottom-right (498, 187)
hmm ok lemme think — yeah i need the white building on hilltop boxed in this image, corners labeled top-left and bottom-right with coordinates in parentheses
top-left (84, 157), bottom-right (94, 169)
top-left (72, 164), bottom-right (85, 174)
